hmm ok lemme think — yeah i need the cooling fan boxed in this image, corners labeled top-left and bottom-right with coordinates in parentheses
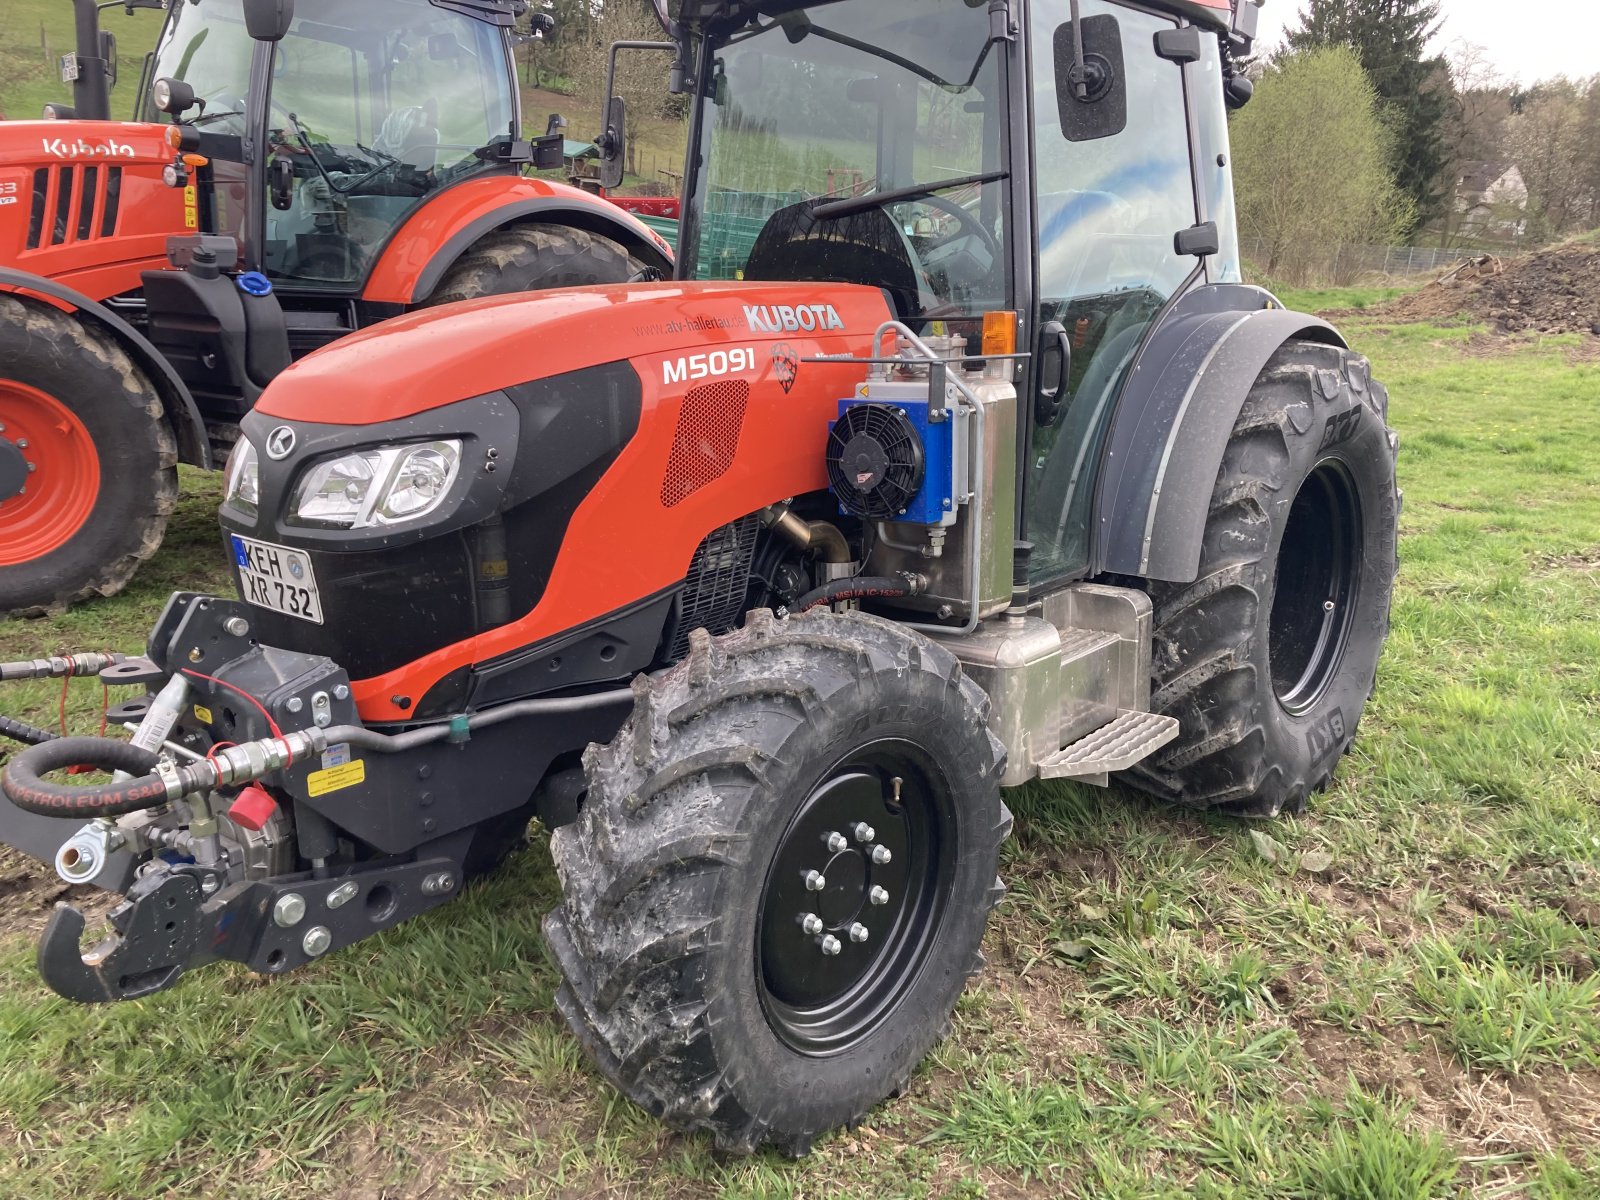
top-left (825, 403), bottom-right (927, 520)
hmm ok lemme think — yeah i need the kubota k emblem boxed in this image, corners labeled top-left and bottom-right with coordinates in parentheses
top-left (265, 427), bottom-right (296, 460)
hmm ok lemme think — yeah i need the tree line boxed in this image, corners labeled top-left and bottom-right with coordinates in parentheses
top-left (1232, 0), bottom-right (1600, 283)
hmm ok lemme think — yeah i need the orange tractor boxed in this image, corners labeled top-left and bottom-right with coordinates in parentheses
top-left (1, 0), bottom-right (1398, 1156)
top-left (0, 0), bottom-right (671, 616)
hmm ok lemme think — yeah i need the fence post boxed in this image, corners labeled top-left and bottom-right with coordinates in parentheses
top-left (1406, 245), bottom-right (1416, 272)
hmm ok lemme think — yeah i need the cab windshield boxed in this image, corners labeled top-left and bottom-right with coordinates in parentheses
top-left (683, 0), bottom-right (1009, 322)
top-left (152, 0), bottom-right (516, 286)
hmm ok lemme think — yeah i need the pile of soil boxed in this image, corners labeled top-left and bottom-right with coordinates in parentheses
top-left (1377, 240), bottom-right (1600, 336)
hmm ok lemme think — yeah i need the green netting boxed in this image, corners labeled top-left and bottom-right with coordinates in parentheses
top-left (695, 190), bottom-right (809, 279)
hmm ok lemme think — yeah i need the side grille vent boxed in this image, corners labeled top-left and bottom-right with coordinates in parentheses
top-left (660, 379), bottom-right (749, 508)
top-left (24, 165), bottom-right (121, 251)
top-left (667, 516), bottom-right (759, 663)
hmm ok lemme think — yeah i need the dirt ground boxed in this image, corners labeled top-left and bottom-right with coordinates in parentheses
top-left (1376, 239), bottom-right (1600, 336)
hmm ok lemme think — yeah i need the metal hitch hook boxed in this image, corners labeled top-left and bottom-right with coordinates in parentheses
top-left (36, 873), bottom-right (207, 1004)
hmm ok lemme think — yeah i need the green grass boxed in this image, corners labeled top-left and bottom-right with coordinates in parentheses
top-left (2, 313), bottom-right (1599, 1194)
top-left (0, 0), bottom-right (163, 123)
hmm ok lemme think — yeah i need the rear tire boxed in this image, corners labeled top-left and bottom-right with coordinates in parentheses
top-left (0, 296), bottom-right (177, 617)
top-left (426, 223), bottom-right (645, 306)
top-left (544, 609), bottom-right (1010, 1155)
top-left (1123, 341), bottom-right (1399, 816)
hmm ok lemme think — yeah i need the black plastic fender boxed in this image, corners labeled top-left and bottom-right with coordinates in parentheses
top-left (0, 267), bottom-right (212, 470)
top-left (410, 198), bottom-right (675, 304)
top-left (1093, 286), bottom-right (1346, 583)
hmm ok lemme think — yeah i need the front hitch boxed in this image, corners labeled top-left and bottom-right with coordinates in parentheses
top-left (37, 866), bottom-right (222, 1003)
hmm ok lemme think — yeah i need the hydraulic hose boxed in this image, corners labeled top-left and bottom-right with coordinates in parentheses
top-left (793, 575), bottom-right (923, 613)
top-left (2, 738), bottom-right (163, 818)
top-left (1, 687), bottom-right (637, 818)
top-left (0, 714), bottom-right (57, 747)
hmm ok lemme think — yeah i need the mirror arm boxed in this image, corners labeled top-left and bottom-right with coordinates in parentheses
top-left (1067, 0), bottom-right (1089, 100)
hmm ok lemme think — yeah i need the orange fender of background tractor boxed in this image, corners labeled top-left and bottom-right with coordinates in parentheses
top-left (362, 175), bottom-right (676, 305)
top-left (254, 280), bottom-right (895, 722)
top-left (0, 121), bottom-right (186, 304)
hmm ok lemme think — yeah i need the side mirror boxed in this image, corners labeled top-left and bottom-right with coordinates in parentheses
top-left (99, 32), bottom-right (117, 88)
top-left (1053, 14), bottom-right (1126, 142)
top-left (598, 95), bottom-right (626, 190)
top-left (1034, 321), bottom-right (1073, 428)
top-left (242, 0), bottom-right (295, 43)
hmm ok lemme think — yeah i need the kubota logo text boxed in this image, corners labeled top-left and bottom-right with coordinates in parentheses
top-left (41, 137), bottom-right (136, 160)
top-left (744, 303), bottom-right (846, 334)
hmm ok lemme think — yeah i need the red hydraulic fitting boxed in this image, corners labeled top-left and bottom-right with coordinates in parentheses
top-left (226, 785), bottom-right (278, 832)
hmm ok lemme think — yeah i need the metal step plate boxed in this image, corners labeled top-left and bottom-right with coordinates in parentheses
top-left (1037, 710), bottom-right (1180, 780)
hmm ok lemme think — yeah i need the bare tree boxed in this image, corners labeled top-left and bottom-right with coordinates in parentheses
top-left (1506, 77), bottom-right (1599, 239)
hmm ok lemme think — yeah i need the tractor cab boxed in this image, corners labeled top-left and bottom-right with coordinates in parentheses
top-left (650, 0), bottom-right (1250, 585)
top-left (146, 0), bottom-right (531, 287)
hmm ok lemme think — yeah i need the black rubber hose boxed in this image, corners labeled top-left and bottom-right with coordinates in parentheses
top-left (2, 737), bottom-right (166, 818)
top-left (0, 714), bottom-right (57, 747)
top-left (793, 576), bottom-right (914, 614)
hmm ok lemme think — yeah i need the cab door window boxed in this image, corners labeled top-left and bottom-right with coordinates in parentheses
top-left (1025, 0), bottom-right (1198, 582)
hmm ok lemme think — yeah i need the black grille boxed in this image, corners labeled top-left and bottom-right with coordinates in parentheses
top-left (76, 165), bottom-right (98, 240)
top-left (26, 168), bottom-right (46, 249)
top-left (24, 165), bottom-right (119, 250)
top-left (52, 166), bottom-right (73, 245)
top-left (102, 166), bottom-right (121, 237)
top-left (668, 516), bottom-right (760, 662)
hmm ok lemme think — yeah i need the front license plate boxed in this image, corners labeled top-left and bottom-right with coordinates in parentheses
top-left (231, 535), bottom-right (323, 625)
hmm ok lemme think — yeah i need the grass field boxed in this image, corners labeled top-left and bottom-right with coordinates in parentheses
top-left (2, 299), bottom-right (1599, 1194)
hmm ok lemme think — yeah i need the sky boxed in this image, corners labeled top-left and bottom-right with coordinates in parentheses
top-left (1250, 0), bottom-right (1600, 85)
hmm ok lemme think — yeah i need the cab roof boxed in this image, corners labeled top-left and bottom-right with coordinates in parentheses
top-left (657, 0), bottom-right (1237, 36)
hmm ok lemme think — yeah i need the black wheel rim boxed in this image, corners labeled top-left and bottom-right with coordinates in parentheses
top-left (756, 739), bottom-right (957, 1057)
top-left (1269, 459), bottom-right (1363, 714)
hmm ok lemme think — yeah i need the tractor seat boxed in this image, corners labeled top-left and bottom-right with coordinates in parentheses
top-left (744, 200), bottom-right (926, 321)
top-left (373, 105), bottom-right (440, 172)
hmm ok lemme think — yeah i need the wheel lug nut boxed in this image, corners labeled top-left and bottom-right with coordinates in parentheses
top-left (851, 822), bottom-right (875, 843)
top-left (849, 923), bottom-right (869, 943)
top-left (824, 831), bottom-right (847, 853)
top-left (819, 934), bottom-right (842, 956)
top-left (871, 845), bottom-right (892, 865)
top-left (804, 870), bottom-right (826, 892)
top-left (800, 913), bottom-right (823, 935)
top-left (869, 886), bottom-right (889, 906)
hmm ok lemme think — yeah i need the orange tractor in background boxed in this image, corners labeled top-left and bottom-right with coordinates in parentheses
top-left (0, 0), bottom-right (672, 616)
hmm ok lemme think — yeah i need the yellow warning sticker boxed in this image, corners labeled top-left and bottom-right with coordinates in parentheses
top-left (183, 183), bottom-right (198, 229)
top-left (193, 704), bottom-right (213, 725)
top-left (307, 759), bottom-right (366, 797)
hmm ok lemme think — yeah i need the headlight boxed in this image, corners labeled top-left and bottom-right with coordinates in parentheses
top-left (289, 440), bottom-right (463, 529)
top-left (222, 438), bottom-right (260, 518)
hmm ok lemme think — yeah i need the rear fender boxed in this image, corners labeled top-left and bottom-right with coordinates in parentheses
top-left (1093, 285), bottom-right (1346, 583)
top-left (0, 266), bottom-right (211, 469)
top-left (363, 181), bottom-right (675, 306)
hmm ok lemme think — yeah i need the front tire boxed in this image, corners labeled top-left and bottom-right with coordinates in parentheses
top-left (544, 609), bottom-right (1009, 1155)
top-left (0, 296), bottom-right (177, 617)
top-left (1124, 340), bottom-right (1399, 816)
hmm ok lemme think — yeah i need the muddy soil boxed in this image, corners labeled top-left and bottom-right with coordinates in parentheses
top-left (1377, 240), bottom-right (1600, 336)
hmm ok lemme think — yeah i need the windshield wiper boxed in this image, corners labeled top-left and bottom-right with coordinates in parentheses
top-left (189, 108), bottom-right (245, 127)
top-left (812, 170), bottom-right (1007, 221)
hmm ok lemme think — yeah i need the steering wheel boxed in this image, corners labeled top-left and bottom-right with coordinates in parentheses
top-left (896, 191), bottom-right (1002, 263)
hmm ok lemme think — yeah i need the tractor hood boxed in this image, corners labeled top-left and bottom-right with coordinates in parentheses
top-left (0, 120), bottom-right (174, 170)
top-left (253, 280), bottom-right (895, 425)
